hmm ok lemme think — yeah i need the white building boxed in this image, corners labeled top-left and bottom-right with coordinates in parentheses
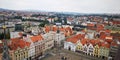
top-left (54, 32), bottom-right (65, 45)
top-left (23, 34), bottom-right (44, 59)
top-left (42, 31), bottom-right (54, 51)
top-left (86, 32), bottom-right (95, 39)
top-left (10, 31), bottom-right (23, 38)
top-left (31, 26), bottom-right (40, 35)
top-left (28, 42), bottom-right (35, 59)
top-left (22, 35), bottom-right (35, 59)
top-left (87, 43), bottom-right (94, 55)
top-left (83, 44), bottom-right (88, 54)
top-left (64, 41), bottom-right (76, 51)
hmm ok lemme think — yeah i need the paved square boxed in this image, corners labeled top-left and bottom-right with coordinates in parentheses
top-left (41, 48), bottom-right (95, 60)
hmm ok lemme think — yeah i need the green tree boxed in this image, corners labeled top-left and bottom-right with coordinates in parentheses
top-left (14, 16), bottom-right (22, 19)
top-left (39, 22), bottom-right (45, 27)
top-left (0, 33), bottom-right (2, 39)
top-left (0, 32), bottom-right (4, 39)
top-left (44, 19), bottom-right (49, 24)
top-left (39, 19), bottom-right (49, 27)
top-left (6, 29), bottom-right (10, 39)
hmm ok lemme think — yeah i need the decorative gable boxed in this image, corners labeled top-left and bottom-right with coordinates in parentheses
top-left (83, 44), bottom-right (88, 53)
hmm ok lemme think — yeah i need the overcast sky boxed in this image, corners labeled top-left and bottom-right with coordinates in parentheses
top-left (0, 0), bottom-right (120, 13)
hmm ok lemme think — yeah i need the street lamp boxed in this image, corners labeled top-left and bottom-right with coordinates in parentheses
top-left (2, 15), bottom-right (10, 60)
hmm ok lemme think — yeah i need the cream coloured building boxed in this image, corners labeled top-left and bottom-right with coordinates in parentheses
top-left (42, 31), bottom-right (55, 51)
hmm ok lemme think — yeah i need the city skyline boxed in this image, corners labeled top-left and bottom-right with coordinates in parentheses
top-left (0, 0), bottom-right (120, 13)
top-left (0, 3), bottom-right (120, 60)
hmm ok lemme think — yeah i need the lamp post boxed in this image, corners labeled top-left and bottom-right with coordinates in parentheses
top-left (55, 26), bottom-right (60, 54)
top-left (2, 15), bottom-right (10, 60)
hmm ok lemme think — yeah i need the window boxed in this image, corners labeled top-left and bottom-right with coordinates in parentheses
top-left (89, 47), bottom-right (93, 52)
top-left (84, 47), bottom-right (87, 52)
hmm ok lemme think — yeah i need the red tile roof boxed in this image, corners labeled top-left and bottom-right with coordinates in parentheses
top-left (45, 26), bottom-right (50, 33)
top-left (101, 42), bottom-right (110, 48)
top-left (100, 32), bottom-right (106, 39)
top-left (19, 39), bottom-right (27, 48)
top-left (11, 37), bottom-right (22, 41)
top-left (87, 23), bottom-right (95, 27)
top-left (59, 27), bottom-right (65, 32)
top-left (66, 34), bottom-right (85, 43)
top-left (10, 38), bottom-right (31, 50)
top-left (105, 39), bottom-right (113, 44)
top-left (52, 26), bottom-right (58, 32)
top-left (81, 39), bottom-right (88, 45)
top-left (111, 42), bottom-right (118, 47)
top-left (105, 29), bottom-right (111, 33)
top-left (67, 37), bottom-right (78, 43)
top-left (97, 24), bottom-right (104, 31)
top-left (30, 35), bottom-right (43, 42)
top-left (113, 21), bottom-right (120, 24)
top-left (74, 34), bottom-right (85, 39)
top-left (65, 27), bottom-right (73, 35)
top-left (89, 39), bottom-right (100, 46)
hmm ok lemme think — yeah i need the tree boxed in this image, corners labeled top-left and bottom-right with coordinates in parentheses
top-left (0, 33), bottom-right (2, 39)
top-left (39, 22), bottom-right (45, 27)
top-left (63, 17), bottom-right (67, 24)
top-left (39, 19), bottom-right (49, 27)
top-left (0, 32), bottom-right (4, 39)
top-left (6, 29), bottom-right (10, 39)
top-left (14, 16), bottom-right (22, 19)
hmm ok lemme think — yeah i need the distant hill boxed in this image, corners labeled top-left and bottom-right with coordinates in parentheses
top-left (0, 8), bottom-right (10, 11)
top-left (0, 8), bottom-right (120, 18)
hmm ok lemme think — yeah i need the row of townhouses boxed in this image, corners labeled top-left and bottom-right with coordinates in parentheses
top-left (0, 25), bottom-right (73, 60)
top-left (64, 27), bottom-right (119, 60)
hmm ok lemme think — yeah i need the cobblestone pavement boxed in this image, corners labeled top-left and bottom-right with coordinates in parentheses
top-left (40, 48), bottom-right (103, 60)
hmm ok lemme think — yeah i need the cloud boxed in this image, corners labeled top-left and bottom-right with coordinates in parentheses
top-left (0, 0), bottom-right (120, 13)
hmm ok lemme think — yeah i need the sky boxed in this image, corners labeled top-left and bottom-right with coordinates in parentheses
top-left (0, 0), bottom-right (120, 13)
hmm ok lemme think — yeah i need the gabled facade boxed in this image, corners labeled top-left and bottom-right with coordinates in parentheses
top-left (64, 34), bottom-right (85, 52)
top-left (76, 40), bottom-right (83, 52)
top-left (87, 43), bottom-right (94, 55)
top-left (83, 44), bottom-right (88, 54)
top-left (100, 42), bottom-right (110, 59)
top-left (64, 41), bottom-right (76, 51)
top-left (93, 45), bottom-right (100, 57)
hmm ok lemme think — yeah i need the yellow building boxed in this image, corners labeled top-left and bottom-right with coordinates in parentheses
top-left (111, 30), bottom-right (120, 33)
top-left (76, 41), bottom-right (83, 51)
top-left (93, 45), bottom-right (100, 57)
top-left (9, 38), bottom-right (30, 60)
top-left (14, 47), bottom-right (29, 60)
